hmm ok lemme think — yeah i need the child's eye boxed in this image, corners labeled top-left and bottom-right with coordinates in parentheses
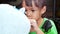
top-left (32, 10), bottom-right (35, 12)
top-left (25, 10), bottom-right (27, 11)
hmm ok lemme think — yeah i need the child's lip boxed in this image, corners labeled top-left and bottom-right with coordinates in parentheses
top-left (28, 17), bottom-right (32, 19)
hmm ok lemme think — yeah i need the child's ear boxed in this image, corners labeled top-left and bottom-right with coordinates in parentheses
top-left (41, 6), bottom-right (46, 15)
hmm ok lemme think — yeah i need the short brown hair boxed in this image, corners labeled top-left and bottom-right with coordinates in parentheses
top-left (25, 0), bottom-right (46, 8)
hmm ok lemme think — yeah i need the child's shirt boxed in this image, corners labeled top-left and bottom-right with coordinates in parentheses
top-left (29, 18), bottom-right (58, 34)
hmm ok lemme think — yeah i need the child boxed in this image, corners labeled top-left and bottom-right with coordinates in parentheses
top-left (22, 0), bottom-right (58, 34)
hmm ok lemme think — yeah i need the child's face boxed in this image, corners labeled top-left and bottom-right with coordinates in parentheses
top-left (23, 0), bottom-right (42, 21)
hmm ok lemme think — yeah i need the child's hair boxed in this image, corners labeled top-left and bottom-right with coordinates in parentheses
top-left (25, 0), bottom-right (47, 8)
top-left (16, 0), bottom-right (46, 9)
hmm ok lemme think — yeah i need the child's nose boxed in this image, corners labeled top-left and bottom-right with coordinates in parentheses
top-left (25, 11), bottom-right (32, 17)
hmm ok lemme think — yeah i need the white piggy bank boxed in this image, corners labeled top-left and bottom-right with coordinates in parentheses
top-left (0, 4), bottom-right (31, 34)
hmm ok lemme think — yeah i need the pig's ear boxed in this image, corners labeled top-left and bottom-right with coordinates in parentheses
top-left (18, 7), bottom-right (25, 13)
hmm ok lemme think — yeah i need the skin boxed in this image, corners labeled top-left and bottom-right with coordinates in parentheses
top-left (22, 0), bottom-right (46, 34)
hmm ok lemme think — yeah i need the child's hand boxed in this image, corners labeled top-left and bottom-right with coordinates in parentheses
top-left (29, 19), bottom-right (44, 34)
top-left (29, 19), bottom-right (39, 31)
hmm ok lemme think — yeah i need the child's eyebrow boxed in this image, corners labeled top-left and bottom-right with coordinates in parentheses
top-left (32, 7), bottom-right (39, 10)
top-left (26, 6), bottom-right (32, 10)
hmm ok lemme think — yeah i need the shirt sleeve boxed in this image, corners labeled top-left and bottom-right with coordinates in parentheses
top-left (45, 20), bottom-right (58, 34)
